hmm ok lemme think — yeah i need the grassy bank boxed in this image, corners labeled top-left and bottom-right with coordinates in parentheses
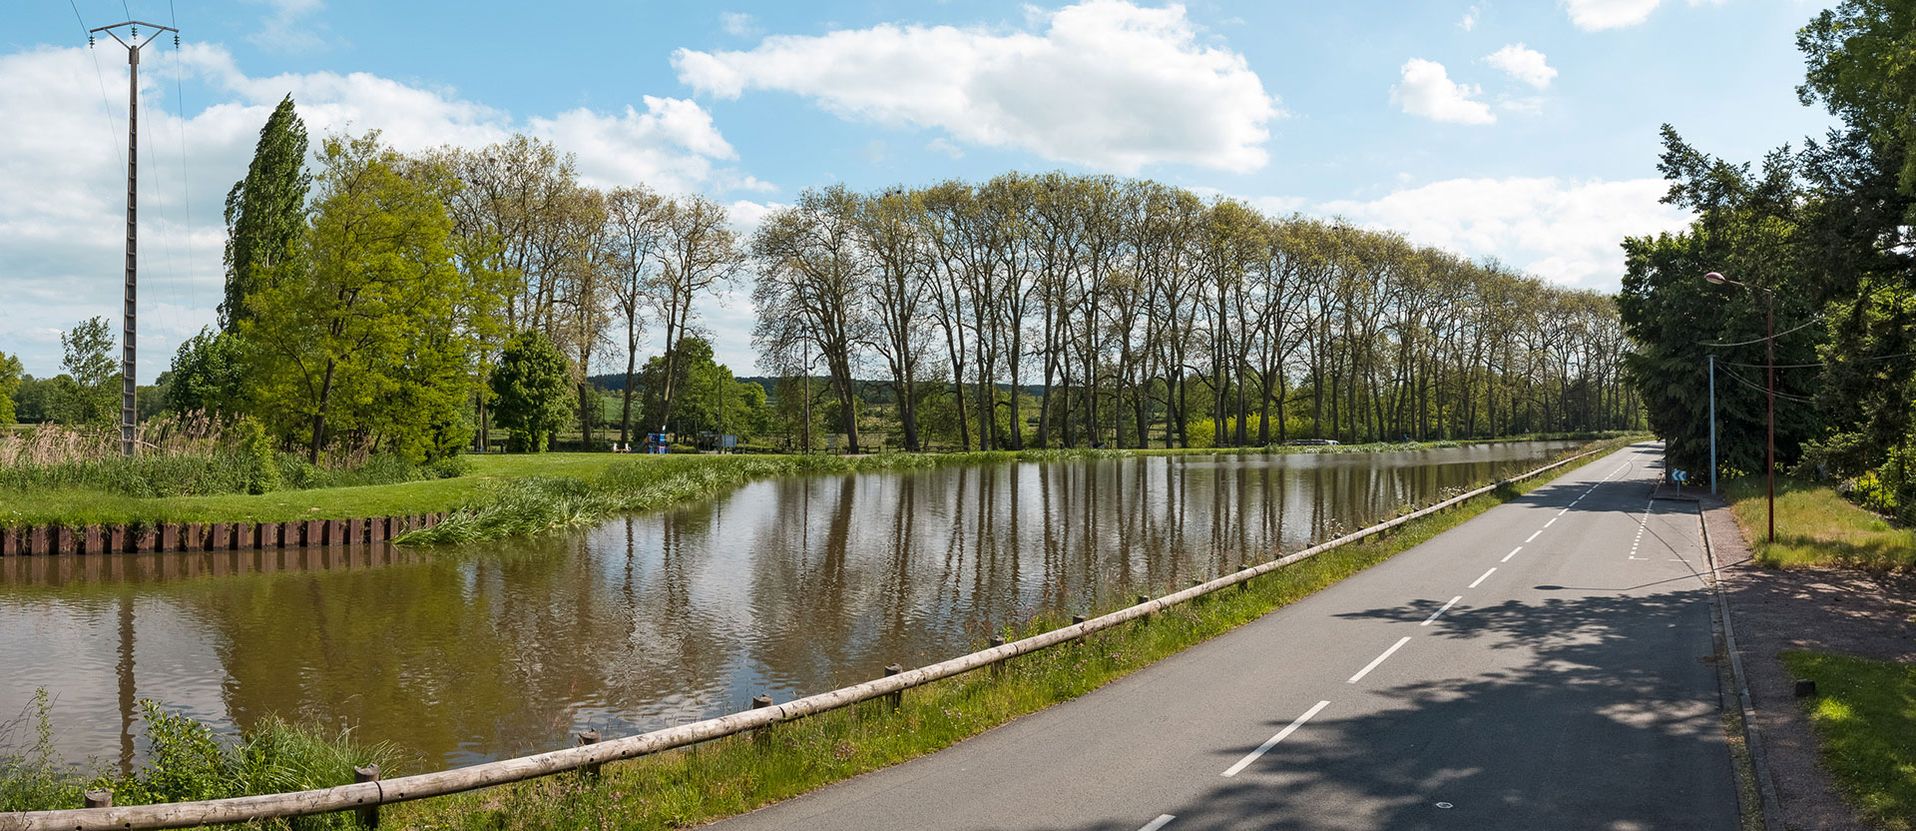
top-left (0, 433), bottom-right (1630, 535)
top-left (1780, 651), bottom-right (1916, 831)
top-left (1726, 478), bottom-right (1916, 571)
top-left (1, 437), bottom-right (1631, 827)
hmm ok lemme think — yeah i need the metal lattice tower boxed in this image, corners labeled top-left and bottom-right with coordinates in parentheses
top-left (89, 20), bottom-right (176, 456)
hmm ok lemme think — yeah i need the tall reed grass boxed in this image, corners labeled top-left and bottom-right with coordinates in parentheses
top-left (0, 415), bottom-right (470, 501)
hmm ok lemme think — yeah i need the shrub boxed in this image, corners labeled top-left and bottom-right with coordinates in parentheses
top-left (0, 690), bottom-right (83, 812)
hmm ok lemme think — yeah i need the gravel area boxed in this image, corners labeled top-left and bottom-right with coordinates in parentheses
top-left (1708, 499), bottom-right (1916, 831)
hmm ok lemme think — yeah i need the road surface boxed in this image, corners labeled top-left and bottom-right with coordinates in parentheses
top-left (713, 443), bottom-right (1738, 831)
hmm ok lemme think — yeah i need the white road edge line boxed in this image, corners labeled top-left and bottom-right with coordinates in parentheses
top-left (1502, 546), bottom-right (1523, 563)
top-left (1422, 596), bottom-right (1463, 626)
top-left (1347, 637), bottom-right (1413, 684)
top-left (1468, 567), bottom-right (1497, 589)
top-left (1525, 530), bottom-right (1542, 543)
top-left (1221, 701), bottom-right (1330, 777)
top-left (1139, 815), bottom-right (1176, 831)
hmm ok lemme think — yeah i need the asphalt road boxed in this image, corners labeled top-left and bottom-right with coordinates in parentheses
top-left (712, 443), bottom-right (1738, 831)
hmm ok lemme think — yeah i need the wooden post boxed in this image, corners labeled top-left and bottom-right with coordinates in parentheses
top-left (84, 789), bottom-right (112, 808)
top-left (54, 525), bottom-right (78, 556)
top-left (575, 730), bottom-right (602, 780)
top-left (1136, 594), bottom-right (1151, 626)
top-left (751, 694), bottom-right (775, 748)
top-left (989, 635), bottom-right (1007, 678)
top-left (353, 764), bottom-right (380, 828)
top-left (884, 664), bottom-right (903, 710)
top-left (82, 525), bottom-right (104, 555)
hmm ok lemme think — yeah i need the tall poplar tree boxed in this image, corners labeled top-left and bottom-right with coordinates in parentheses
top-left (221, 95), bottom-right (311, 330)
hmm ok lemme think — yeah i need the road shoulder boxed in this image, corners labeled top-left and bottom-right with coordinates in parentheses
top-left (1709, 498), bottom-right (1916, 831)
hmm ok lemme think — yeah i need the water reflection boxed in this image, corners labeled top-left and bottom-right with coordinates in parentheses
top-left (0, 442), bottom-right (1577, 770)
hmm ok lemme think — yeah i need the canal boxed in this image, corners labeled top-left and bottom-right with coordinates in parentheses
top-left (0, 441), bottom-right (1581, 771)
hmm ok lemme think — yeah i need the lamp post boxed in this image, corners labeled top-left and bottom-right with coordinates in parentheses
top-left (1702, 271), bottom-right (1775, 544)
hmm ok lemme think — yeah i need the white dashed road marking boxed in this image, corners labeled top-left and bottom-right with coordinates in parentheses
top-left (1422, 596), bottom-right (1462, 625)
top-left (1221, 701), bottom-right (1330, 777)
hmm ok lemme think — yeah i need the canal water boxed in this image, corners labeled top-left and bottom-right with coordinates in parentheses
top-left (0, 441), bottom-right (1579, 771)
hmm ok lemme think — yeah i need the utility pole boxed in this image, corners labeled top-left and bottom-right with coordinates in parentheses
top-left (1708, 353), bottom-right (1718, 495)
top-left (89, 20), bottom-right (177, 457)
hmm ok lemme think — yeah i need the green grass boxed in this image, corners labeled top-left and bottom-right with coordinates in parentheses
top-left (1780, 651), bottom-right (1916, 831)
top-left (1727, 478), bottom-right (1916, 571)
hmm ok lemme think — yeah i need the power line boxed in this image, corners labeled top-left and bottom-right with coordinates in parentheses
top-left (1721, 349), bottom-right (1916, 370)
top-left (1699, 315), bottom-right (1823, 348)
top-left (71, 0), bottom-right (125, 170)
top-left (1719, 366), bottom-right (1816, 404)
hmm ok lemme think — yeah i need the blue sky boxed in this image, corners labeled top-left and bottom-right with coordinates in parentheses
top-left (1, 0), bottom-right (1836, 381)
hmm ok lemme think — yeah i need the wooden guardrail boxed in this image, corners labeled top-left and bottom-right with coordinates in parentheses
top-left (0, 448), bottom-right (1604, 831)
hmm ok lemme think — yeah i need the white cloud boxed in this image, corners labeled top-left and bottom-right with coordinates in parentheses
top-left (1319, 177), bottom-right (1692, 286)
top-left (0, 44), bottom-right (761, 380)
top-left (1564, 0), bottom-right (1730, 30)
top-left (1391, 59), bottom-right (1494, 125)
top-left (1458, 4), bottom-right (1482, 30)
top-left (1562, 0), bottom-right (1662, 30)
top-left (925, 137), bottom-right (965, 159)
top-left (672, 0), bottom-right (1280, 173)
top-left (1485, 44), bottom-right (1556, 89)
top-left (246, 0), bottom-right (329, 52)
top-left (719, 12), bottom-right (758, 38)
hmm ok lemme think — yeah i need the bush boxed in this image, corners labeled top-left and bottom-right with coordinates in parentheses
top-left (0, 690), bottom-right (83, 812)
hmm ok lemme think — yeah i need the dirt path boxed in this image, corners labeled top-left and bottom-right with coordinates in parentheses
top-left (1707, 500), bottom-right (1916, 830)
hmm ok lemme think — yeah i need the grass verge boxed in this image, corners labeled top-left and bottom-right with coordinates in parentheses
top-left (1779, 650), bottom-right (1916, 831)
top-left (1726, 478), bottom-right (1916, 571)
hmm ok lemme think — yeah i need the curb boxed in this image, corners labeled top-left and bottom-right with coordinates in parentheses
top-left (1699, 498), bottom-right (1784, 831)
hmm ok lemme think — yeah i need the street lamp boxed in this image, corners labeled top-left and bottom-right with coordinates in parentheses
top-left (1702, 271), bottom-right (1776, 544)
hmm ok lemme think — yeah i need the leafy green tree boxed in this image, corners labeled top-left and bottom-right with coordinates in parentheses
top-left (0, 352), bottom-right (21, 425)
top-left (490, 330), bottom-right (574, 452)
top-left (52, 317), bottom-right (119, 426)
top-left (167, 327), bottom-right (247, 415)
top-left (9, 375), bottom-right (53, 423)
top-left (1779, 0), bottom-right (1916, 512)
top-left (221, 95), bottom-right (311, 331)
top-left (637, 336), bottom-right (756, 439)
top-left (243, 132), bottom-right (480, 463)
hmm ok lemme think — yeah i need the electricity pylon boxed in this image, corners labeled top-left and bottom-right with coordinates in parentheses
top-left (89, 20), bottom-right (177, 457)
